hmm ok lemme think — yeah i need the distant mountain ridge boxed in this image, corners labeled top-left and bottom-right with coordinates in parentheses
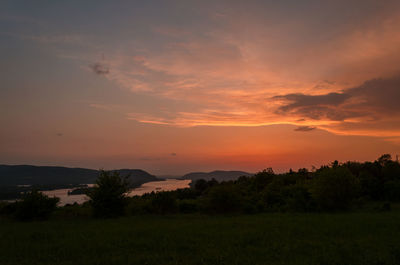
top-left (0, 165), bottom-right (158, 187)
top-left (182, 170), bottom-right (253, 182)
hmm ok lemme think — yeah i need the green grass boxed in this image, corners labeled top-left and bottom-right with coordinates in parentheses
top-left (1, 212), bottom-right (400, 265)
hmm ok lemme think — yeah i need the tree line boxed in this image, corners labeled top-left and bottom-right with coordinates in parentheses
top-left (0, 154), bottom-right (399, 220)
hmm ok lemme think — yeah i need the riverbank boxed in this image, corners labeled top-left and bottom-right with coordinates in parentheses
top-left (1, 211), bottom-right (400, 265)
top-left (2, 179), bottom-right (192, 206)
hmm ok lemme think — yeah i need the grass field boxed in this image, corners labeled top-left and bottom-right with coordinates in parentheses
top-left (1, 211), bottom-right (400, 265)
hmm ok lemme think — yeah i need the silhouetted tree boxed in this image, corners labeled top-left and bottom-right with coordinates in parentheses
top-left (331, 160), bottom-right (339, 168)
top-left (88, 170), bottom-right (129, 218)
top-left (150, 191), bottom-right (178, 214)
top-left (283, 185), bottom-right (314, 212)
top-left (15, 190), bottom-right (59, 221)
top-left (194, 179), bottom-right (208, 194)
top-left (384, 180), bottom-right (400, 201)
top-left (178, 199), bottom-right (198, 213)
top-left (358, 170), bottom-right (381, 199)
top-left (311, 167), bottom-right (359, 211)
top-left (377, 154), bottom-right (392, 167)
top-left (203, 184), bottom-right (242, 213)
top-left (382, 159), bottom-right (400, 182)
top-left (253, 168), bottom-right (275, 192)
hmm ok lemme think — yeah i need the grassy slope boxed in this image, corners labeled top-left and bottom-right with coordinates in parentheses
top-left (1, 212), bottom-right (400, 265)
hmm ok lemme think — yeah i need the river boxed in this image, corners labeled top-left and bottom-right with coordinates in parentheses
top-left (42, 179), bottom-right (191, 206)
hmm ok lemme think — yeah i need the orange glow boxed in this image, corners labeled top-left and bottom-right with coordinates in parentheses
top-left (1, 1), bottom-right (400, 174)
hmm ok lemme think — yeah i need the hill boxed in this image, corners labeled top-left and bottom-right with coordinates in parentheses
top-left (0, 165), bottom-right (158, 187)
top-left (182, 170), bottom-right (253, 182)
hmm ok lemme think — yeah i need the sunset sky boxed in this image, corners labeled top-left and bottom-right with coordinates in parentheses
top-left (1, 0), bottom-right (400, 175)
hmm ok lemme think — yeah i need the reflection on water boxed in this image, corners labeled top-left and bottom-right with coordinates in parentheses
top-left (127, 179), bottom-right (191, 196)
top-left (42, 179), bottom-right (191, 206)
top-left (42, 184), bottom-right (94, 206)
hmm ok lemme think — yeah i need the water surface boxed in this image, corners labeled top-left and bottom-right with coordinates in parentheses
top-left (42, 179), bottom-right (191, 206)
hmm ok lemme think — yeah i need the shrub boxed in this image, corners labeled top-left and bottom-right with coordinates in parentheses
top-left (253, 168), bottom-right (275, 192)
top-left (0, 201), bottom-right (17, 216)
top-left (241, 198), bottom-right (258, 214)
top-left (193, 179), bottom-right (208, 194)
top-left (14, 190), bottom-right (59, 221)
top-left (282, 185), bottom-right (314, 212)
top-left (358, 170), bottom-right (382, 200)
top-left (126, 196), bottom-right (152, 215)
top-left (261, 180), bottom-right (285, 211)
top-left (311, 167), bottom-right (359, 211)
top-left (175, 188), bottom-right (198, 200)
top-left (202, 184), bottom-right (242, 214)
top-left (149, 191), bottom-right (178, 214)
top-left (382, 161), bottom-right (400, 182)
top-left (178, 199), bottom-right (198, 213)
top-left (87, 170), bottom-right (129, 218)
top-left (261, 181), bottom-right (314, 212)
top-left (383, 180), bottom-right (400, 201)
top-left (54, 202), bottom-right (92, 219)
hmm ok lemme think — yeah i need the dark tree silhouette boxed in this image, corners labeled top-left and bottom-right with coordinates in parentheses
top-left (15, 190), bottom-right (59, 220)
top-left (88, 170), bottom-right (129, 218)
top-left (311, 167), bottom-right (359, 210)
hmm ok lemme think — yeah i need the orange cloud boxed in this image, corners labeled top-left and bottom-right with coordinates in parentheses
top-left (77, 5), bottom-right (400, 140)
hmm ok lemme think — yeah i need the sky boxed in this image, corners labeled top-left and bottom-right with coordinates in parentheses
top-left (1, 0), bottom-right (400, 175)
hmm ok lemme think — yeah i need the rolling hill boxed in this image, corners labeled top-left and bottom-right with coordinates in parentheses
top-left (0, 165), bottom-right (158, 187)
top-left (182, 170), bottom-right (253, 182)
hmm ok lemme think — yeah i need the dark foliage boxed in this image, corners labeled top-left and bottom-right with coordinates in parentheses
top-left (149, 191), bottom-right (178, 214)
top-left (311, 167), bottom-right (359, 210)
top-left (0, 201), bottom-right (16, 216)
top-left (202, 183), bottom-right (242, 213)
top-left (14, 190), bottom-right (59, 220)
top-left (87, 170), bottom-right (129, 218)
top-left (123, 154), bottom-right (399, 215)
top-left (178, 199), bottom-right (198, 213)
top-left (2, 154), bottom-right (400, 219)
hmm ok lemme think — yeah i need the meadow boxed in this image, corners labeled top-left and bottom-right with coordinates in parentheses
top-left (1, 211), bottom-right (400, 265)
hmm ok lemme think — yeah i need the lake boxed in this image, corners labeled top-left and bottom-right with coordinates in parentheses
top-left (42, 179), bottom-right (191, 206)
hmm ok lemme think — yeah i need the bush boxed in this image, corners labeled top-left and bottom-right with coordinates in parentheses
top-left (126, 196), bottom-right (151, 215)
top-left (358, 170), bottom-right (382, 200)
top-left (178, 199), bottom-right (198, 213)
top-left (261, 180), bottom-right (285, 211)
top-left (253, 168), bottom-right (275, 192)
top-left (0, 201), bottom-right (17, 216)
top-left (383, 180), bottom-right (400, 201)
top-left (261, 181), bottom-right (314, 212)
top-left (87, 170), bottom-right (129, 218)
top-left (54, 202), bottom-right (92, 219)
top-left (193, 179), bottom-right (209, 194)
top-left (241, 198), bottom-right (258, 214)
top-left (311, 167), bottom-right (359, 211)
top-left (149, 191), bottom-right (178, 214)
top-left (382, 160), bottom-right (400, 181)
top-left (14, 190), bottom-right (59, 221)
top-left (175, 188), bottom-right (198, 200)
top-left (282, 185), bottom-right (314, 212)
top-left (202, 184), bottom-right (242, 214)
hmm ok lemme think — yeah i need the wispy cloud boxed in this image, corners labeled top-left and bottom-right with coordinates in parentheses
top-left (89, 103), bottom-right (115, 111)
top-left (125, 73), bottom-right (400, 139)
top-left (294, 126), bottom-right (316, 132)
top-left (51, 2), bottom-right (400, 139)
top-left (89, 62), bottom-right (110, 75)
